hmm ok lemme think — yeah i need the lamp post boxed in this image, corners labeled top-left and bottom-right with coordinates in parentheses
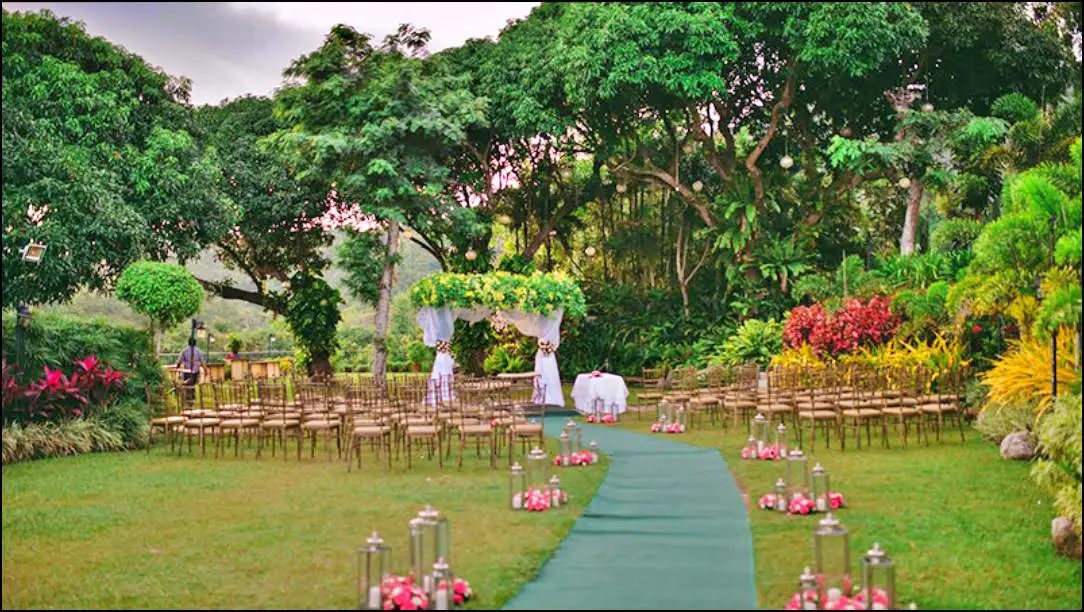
top-left (1048, 214), bottom-right (1057, 400)
top-left (15, 241), bottom-right (47, 370)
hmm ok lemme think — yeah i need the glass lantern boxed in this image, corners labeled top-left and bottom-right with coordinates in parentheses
top-left (416, 506), bottom-right (450, 594)
top-left (675, 405), bottom-right (688, 430)
top-left (558, 431), bottom-right (571, 466)
top-left (812, 463), bottom-right (830, 512)
top-left (592, 397), bottom-right (604, 420)
top-left (509, 462), bottom-right (526, 510)
top-left (408, 517), bottom-right (425, 585)
top-left (774, 422), bottom-right (788, 455)
top-left (659, 399), bottom-right (675, 423)
top-left (814, 513), bottom-right (851, 606)
top-left (357, 531), bottom-right (390, 610)
top-left (588, 440), bottom-right (600, 464)
top-left (609, 401), bottom-right (620, 422)
top-left (860, 543), bottom-right (895, 610)
top-left (564, 419), bottom-right (582, 454)
top-left (745, 435), bottom-right (757, 458)
top-left (798, 567), bottom-right (818, 611)
top-left (786, 449), bottom-right (811, 500)
top-left (752, 413), bottom-right (768, 452)
top-left (527, 447), bottom-right (549, 492)
top-left (431, 558), bottom-right (454, 610)
top-left (775, 478), bottom-right (788, 512)
top-left (547, 475), bottom-right (562, 507)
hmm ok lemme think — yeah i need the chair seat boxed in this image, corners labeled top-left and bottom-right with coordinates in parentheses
top-left (917, 393), bottom-right (962, 403)
top-left (219, 418), bottom-right (261, 428)
top-left (796, 401), bottom-right (836, 410)
top-left (181, 409), bottom-right (216, 417)
top-left (460, 424), bottom-right (493, 435)
top-left (689, 396), bottom-right (719, 405)
top-left (353, 425), bottom-right (390, 436)
top-left (511, 424), bottom-right (543, 435)
top-left (637, 393), bottom-right (664, 401)
top-left (184, 418), bottom-right (221, 427)
top-left (758, 403), bottom-right (793, 413)
top-left (798, 410), bottom-right (837, 420)
top-left (919, 403), bottom-right (959, 413)
top-left (261, 419), bottom-right (299, 428)
top-left (407, 425), bottom-right (439, 436)
top-left (302, 419), bottom-right (340, 430)
top-left (882, 407), bottom-right (920, 416)
top-left (152, 416), bottom-right (187, 425)
top-left (841, 409), bottom-right (881, 418)
top-left (726, 400), bottom-right (758, 409)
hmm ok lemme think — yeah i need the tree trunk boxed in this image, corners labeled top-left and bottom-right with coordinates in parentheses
top-left (899, 177), bottom-right (924, 255)
top-left (309, 354), bottom-right (333, 378)
top-left (371, 219), bottom-right (400, 385)
top-left (152, 321), bottom-right (162, 361)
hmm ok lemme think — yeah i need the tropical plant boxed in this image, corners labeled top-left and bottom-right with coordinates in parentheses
top-left (711, 319), bottom-right (784, 367)
top-left (982, 332), bottom-right (1080, 417)
top-left (974, 401), bottom-right (1036, 443)
top-left (1030, 391), bottom-right (1082, 536)
top-left (929, 218), bottom-right (983, 254)
top-left (770, 345), bottom-right (827, 369)
top-left (2, 417), bottom-right (125, 464)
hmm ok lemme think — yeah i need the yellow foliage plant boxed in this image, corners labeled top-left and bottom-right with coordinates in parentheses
top-left (770, 344), bottom-right (826, 368)
top-left (982, 330), bottom-right (1081, 417)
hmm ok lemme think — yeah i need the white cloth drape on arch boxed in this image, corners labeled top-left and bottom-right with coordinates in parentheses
top-left (415, 306), bottom-right (566, 407)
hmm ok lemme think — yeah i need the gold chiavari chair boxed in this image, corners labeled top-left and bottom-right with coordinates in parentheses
top-left (255, 382), bottom-right (301, 460)
top-left (146, 383), bottom-right (185, 454)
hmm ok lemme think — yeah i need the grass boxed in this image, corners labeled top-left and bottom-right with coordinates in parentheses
top-left (612, 408), bottom-right (1082, 610)
top-left (2, 437), bottom-right (607, 610)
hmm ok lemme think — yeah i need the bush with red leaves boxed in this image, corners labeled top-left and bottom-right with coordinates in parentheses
top-left (784, 297), bottom-right (898, 357)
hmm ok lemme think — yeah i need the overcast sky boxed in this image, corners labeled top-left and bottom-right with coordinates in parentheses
top-left (3, 2), bottom-right (538, 105)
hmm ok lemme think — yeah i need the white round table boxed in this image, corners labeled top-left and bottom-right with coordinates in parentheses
top-left (571, 373), bottom-right (629, 415)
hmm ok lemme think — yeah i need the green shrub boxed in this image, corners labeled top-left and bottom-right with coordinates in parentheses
top-left (483, 346), bottom-right (509, 375)
top-left (930, 219), bottom-right (983, 254)
top-left (711, 319), bottom-right (784, 367)
top-left (990, 93), bottom-right (1040, 124)
top-left (1031, 392), bottom-right (1082, 535)
top-left (96, 399), bottom-right (149, 449)
top-left (115, 261), bottom-right (203, 329)
top-left (406, 340), bottom-right (434, 369)
top-left (2, 418), bottom-right (125, 464)
top-left (1, 311), bottom-right (162, 400)
top-left (974, 401), bottom-right (1036, 443)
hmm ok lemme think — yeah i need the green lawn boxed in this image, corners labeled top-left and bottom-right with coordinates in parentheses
top-left (2, 439), bottom-right (607, 610)
top-left (612, 410), bottom-right (1082, 610)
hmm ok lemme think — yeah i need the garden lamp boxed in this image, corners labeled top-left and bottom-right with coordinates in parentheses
top-left (431, 558), bottom-right (454, 610)
top-left (812, 463), bottom-right (831, 512)
top-left (357, 532), bottom-right (390, 610)
top-left (20, 242), bottom-right (47, 263)
top-left (814, 513), bottom-right (852, 606)
top-left (509, 462), bottom-right (526, 510)
top-left (860, 543), bottom-right (896, 610)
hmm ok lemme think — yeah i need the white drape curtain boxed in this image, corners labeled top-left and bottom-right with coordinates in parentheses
top-left (415, 306), bottom-right (566, 407)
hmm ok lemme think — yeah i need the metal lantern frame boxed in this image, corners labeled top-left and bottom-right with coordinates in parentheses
top-left (786, 449), bottom-right (811, 500)
top-left (774, 422), bottom-right (788, 453)
top-left (509, 462), bottom-right (526, 509)
top-left (752, 413), bottom-right (769, 452)
top-left (547, 474), bottom-right (563, 507)
top-left (860, 543), bottom-right (896, 610)
top-left (814, 513), bottom-right (852, 605)
top-left (812, 463), bottom-right (831, 512)
top-left (775, 478), bottom-right (788, 512)
top-left (358, 531), bottom-right (391, 610)
top-left (564, 419), bottom-right (582, 454)
top-left (431, 558), bottom-right (454, 610)
top-left (588, 440), bottom-right (600, 464)
top-left (416, 506), bottom-right (450, 594)
top-left (526, 447), bottom-right (549, 491)
top-left (558, 431), bottom-right (571, 465)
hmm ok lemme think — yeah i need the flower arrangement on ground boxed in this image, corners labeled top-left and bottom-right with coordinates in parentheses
top-left (552, 450), bottom-right (597, 467)
top-left (650, 421), bottom-right (685, 433)
top-left (586, 413), bottom-right (616, 424)
top-left (379, 575), bottom-right (476, 610)
top-left (741, 443), bottom-right (784, 460)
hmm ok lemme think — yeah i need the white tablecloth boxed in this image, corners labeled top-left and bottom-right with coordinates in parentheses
top-left (570, 373), bottom-right (628, 415)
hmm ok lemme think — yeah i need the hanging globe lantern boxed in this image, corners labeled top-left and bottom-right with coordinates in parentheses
top-left (560, 167), bottom-right (574, 181)
top-left (584, 246), bottom-right (597, 257)
top-left (448, 245), bottom-right (458, 254)
top-left (497, 214), bottom-right (513, 226)
top-left (401, 229), bottom-right (414, 241)
top-left (898, 177), bottom-right (912, 190)
top-left (465, 249), bottom-right (477, 261)
top-left (840, 127), bottom-right (853, 138)
top-left (921, 102), bottom-right (934, 113)
top-left (615, 183), bottom-right (628, 193)
top-left (692, 180), bottom-right (704, 193)
top-left (779, 155), bottom-right (795, 170)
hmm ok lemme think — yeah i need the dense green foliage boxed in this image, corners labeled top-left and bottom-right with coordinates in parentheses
top-left (114, 261), bottom-right (203, 329)
top-left (278, 273), bottom-right (342, 375)
top-left (410, 271), bottom-right (586, 317)
top-left (2, 9), bottom-right (232, 308)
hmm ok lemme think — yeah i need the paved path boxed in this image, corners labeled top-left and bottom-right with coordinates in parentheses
top-left (503, 418), bottom-right (757, 610)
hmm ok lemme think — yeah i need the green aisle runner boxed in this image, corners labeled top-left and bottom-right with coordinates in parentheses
top-left (503, 418), bottom-right (757, 610)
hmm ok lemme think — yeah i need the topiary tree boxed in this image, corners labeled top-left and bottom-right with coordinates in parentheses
top-left (115, 261), bottom-right (203, 358)
top-left (276, 272), bottom-right (342, 377)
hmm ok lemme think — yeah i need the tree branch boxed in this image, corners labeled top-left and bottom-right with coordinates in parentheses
top-left (745, 62), bottom-right (798, 204)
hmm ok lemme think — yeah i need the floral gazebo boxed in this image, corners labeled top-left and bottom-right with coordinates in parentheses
top-left (410, 271), bottom-right (586, 406)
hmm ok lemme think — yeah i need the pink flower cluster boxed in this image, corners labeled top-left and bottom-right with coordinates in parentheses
top-left (586, 414), bottom-right (616, 424)
top-left (380, 575), bottom-right (428, 610)
top-left (819, 491), bottom-right (847, 510)
top-left (784, 297), bottom-right (898, 356)
top-left (522, 488), bottom-right (566, 511)
top-left (553, 451), bottom-right (596, 467)
top-left (784, 587), bottom-right (890, 610)
top-left (437, 578), bottom-right (474, 606)
top-left (591, 370), bottom-right (602, 377)
top-left (789, 493), bottom-right (816, 515)
top-left (740, 444), bottom-right (786, 460)
top-left (650, 422), bottom-right (685, 433)
top-left (758, 494), bottom-right (779, 510)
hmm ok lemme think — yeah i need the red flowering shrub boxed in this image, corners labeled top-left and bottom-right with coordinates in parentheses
top-left (783, 304), bottom-right (827, 348)
top-left (785, 297), bottom-right (898, 356)
top-left (4, 355), bottom-right (126, 423)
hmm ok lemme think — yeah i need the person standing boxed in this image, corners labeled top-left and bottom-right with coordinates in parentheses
top-left (176, 337), bottom-right (206, 386)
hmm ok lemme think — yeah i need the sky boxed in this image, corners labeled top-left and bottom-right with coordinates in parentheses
top-left (3, 2), bottom-right (539, 105)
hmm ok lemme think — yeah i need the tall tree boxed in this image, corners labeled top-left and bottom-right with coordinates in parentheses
top-left (272, 24), bottom-right (486, 381)
top-left (2, 9), bottom-right (232, 308)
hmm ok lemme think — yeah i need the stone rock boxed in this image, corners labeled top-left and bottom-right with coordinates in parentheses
top-left (999, 430), bottom-right (1035, 460)
top-left (1052, 516), bottom-right (1082, 559)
